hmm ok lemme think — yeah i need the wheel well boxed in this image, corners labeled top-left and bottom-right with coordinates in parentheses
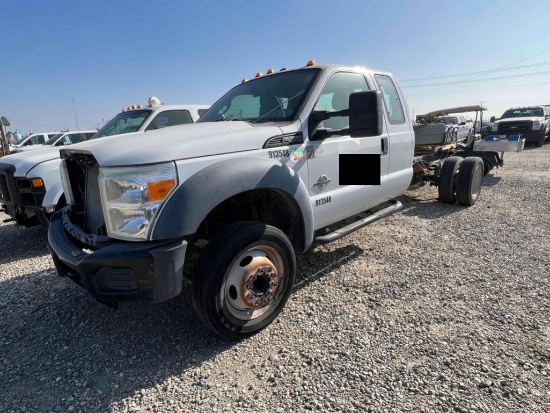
top-left (197, 189), bottom-right (305, 250)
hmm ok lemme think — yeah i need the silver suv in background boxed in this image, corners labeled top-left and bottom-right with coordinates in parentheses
top-left (490, 106), bottom-right (550, 147)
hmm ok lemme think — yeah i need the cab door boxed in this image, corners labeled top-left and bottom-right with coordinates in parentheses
top-left (304, 71), bottom-right (390, 230)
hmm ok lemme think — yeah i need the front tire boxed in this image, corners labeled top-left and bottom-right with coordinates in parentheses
top-left (535, 134), bottom-right (545, 147)
top-left (192, 221), bottom-right (296, 339)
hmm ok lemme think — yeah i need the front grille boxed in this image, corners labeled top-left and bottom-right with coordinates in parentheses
top-left (62, 153), bottom-right (106, 236)
top-left (499, 121), bottom-right (530, 133)
top-left (0, 174), bottom-right (10, 202)
top-left (15, 178), bottom-right (45, 207)
top-left (0, 163), bottom-right (17, 207)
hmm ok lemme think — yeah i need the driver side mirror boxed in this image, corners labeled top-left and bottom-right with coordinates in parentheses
top-left (489, 116), bottom-right (496, 123)
top-left (349, 90), bottom-right (383, 138)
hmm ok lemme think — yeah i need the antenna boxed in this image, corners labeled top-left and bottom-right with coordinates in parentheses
top-left (72, 98), bottom-right (80, 131)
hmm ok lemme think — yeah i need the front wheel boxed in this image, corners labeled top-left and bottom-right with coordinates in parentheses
top-left (535, 134), bottom-right (545, 147)
top-left (192, 221), bottom-right (296, 339)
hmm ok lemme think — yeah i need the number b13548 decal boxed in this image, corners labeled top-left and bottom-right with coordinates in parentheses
top-left (268, 149), bottom-right (290, 159)
top-left (315, 196), bottom-right (332, 206)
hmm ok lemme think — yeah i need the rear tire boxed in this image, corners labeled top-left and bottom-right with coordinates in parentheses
top-left (456, 157), bottom-right (484, 206)
top-left (438, 156), bottom-right (463, 203)
top-left (192, 221), bottom-right (296, 339)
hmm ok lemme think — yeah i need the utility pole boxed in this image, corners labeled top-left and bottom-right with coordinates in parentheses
top-left (72, 98), bottom-right (80, 131)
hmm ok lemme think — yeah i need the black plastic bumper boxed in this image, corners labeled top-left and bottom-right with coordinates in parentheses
top-left (518, 131), bottom-right (545, 142)
top-left (494, 130), bottom-right (544, 142)
top-left (48, 209), bottom-right (187, 305)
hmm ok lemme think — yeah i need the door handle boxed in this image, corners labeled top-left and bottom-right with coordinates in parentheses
top-left (381, 137), bottom-right (388, 155)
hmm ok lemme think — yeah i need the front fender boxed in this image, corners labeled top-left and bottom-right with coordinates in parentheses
top-left (151, 157), bottom-right (314, 249)
top-left (27, 158), bottom-right (64, 209)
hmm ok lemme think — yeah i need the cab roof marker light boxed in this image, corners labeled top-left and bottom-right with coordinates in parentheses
top-left (266, 68), bottom-right (274, 74)
top-left (306, 60), bottom-right (315, 66)
top-left (241, 78), bottom-right (247, 84)
top-left (255, 72), bottom-right (262, 78)
top-left (148, 96), bottom-right (161, 107)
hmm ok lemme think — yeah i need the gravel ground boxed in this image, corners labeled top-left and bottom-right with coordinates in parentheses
top-left (1, 145), bottom-right (549, 413)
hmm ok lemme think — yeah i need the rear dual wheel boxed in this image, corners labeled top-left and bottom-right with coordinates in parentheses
top-left (438, 156), bottom-right (484, 206)
top-left (455, 157), bottom-right (484, 206)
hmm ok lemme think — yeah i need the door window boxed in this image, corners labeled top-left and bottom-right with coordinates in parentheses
top-left (314, 72), bottom-right (370, 131)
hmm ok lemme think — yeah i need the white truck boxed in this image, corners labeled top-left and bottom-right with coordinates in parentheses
top-left (9, 132), bottom-right (60, 151)
top-left (47, 62), bottom-right (503, 338)
top-left (9, 130), bottom-right (97, 154)
top-left (489, 106), bottom-right (550, 147)
top-left (0, 100), bottom-right (209, 227)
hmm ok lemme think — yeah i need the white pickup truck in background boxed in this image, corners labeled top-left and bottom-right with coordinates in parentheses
top-left (0, 98), bottom-right (209, 227)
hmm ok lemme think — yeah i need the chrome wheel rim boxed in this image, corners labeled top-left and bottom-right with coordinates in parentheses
top-left (223, 245), bottom-right (285, 321)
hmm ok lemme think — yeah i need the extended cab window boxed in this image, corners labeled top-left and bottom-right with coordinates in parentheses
top-left (146, 110), bottom-right (193, 131)
top-left (375, 75), bottom-right (405, 125)
top-left (314, 72), bottom-right (370, 131)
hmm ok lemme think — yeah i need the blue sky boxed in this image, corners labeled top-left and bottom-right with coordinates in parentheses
top-left (1, 0), bottom-right (549, 133)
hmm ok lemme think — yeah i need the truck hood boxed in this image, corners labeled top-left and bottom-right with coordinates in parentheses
top-left (10, 145), bottom-right (47, 154)
top-left (62, 122), bottom-right (289, 167)
top-left (0, 147), bottom-right (62, 175)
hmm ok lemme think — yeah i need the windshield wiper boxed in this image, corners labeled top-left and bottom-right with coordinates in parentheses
top-left (215, 117), bottom-right (259, 124)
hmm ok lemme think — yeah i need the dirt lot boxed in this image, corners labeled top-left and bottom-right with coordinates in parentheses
top-left (1, 145), bottom-right (549, 412)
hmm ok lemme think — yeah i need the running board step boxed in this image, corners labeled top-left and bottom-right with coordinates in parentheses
top-left (313, 200), bottom-right (402, 246)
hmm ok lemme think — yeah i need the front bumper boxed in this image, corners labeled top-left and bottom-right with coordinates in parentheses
top-left (492, 130), bottom-right (544, 142)
top-left (48, 209), bottom-right (187, 305)
top-left (518, 130), bottom-right (545, 142)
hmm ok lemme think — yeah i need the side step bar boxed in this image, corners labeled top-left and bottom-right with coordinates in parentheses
top-left (312, 200), bottom-right (402, 246)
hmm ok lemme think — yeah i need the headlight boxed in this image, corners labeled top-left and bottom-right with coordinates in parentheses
top-left (532, 120), bottom-right (541, 130)
top-left (99, 163), bottom-right (177, 240)
top-left (490, 123), bottom-right (498, 132)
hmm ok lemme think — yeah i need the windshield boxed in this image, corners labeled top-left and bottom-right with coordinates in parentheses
top-left (198, 69), bottom-right (320, 123)
top-left (501, 108), bottom-right (544, 118)
top-left (92, 109), bottom-right (152, 139)
top-left (441, 116), bottom-right (458, 125)
top-left (43, 133), bottom-right (63, 145)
